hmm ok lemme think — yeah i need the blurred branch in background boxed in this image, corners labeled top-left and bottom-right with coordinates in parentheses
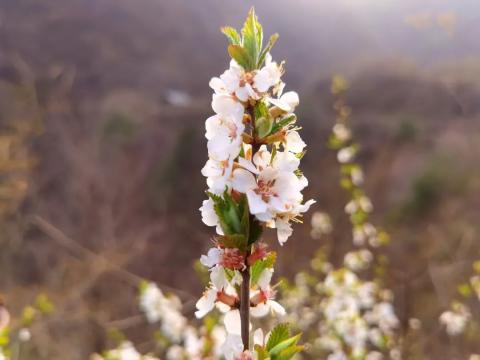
top-left (30, 215), bottom-right (194, 301)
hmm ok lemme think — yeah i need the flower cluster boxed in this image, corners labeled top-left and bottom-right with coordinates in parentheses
top-left (0, 295), bottom-right (52, 360)
top-left (197, 9), bottom-right (311, 359)
top-left (438, 259), bottom-right (480, 341)
top-left (138, 281), bottom-right (227, 359)
top-left (317, 269), bottom-right (399, 359)
top-left (439, 301), bottom-right (471, 336)
top-left (92, 342), bottom-right (159, 360)
top-left (310, 211), bottom-right (333, 240)
top-left (139, 282), bottom-right (187, 343)
top-left (199, 15), bottom-right (314, 247)
top-left (280, 76), bottom-right (400, 360)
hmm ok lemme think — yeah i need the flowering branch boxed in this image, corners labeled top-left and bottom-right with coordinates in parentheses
top-left (197, 8), bottom-right (313, 359)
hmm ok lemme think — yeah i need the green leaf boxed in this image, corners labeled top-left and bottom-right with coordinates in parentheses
top-left (269, 333), bottom-right (302, 357)
top-left (275, 345), bottom-right (304, 360)
top-left (251, 251), bottom-right (277, 284)
top-left (208, 191), bottom-right (239, 235)
top-left (254, 98), bottom-right (269, 119)
top-left (249, 219), bottom-right (263, 244)
top-left (242, 7), bottom-right (263, 69)
top-left (208, 191), bottom-right (252, 238)
top-left (266, 323), bottom-right (290, 351)
top-left (228, 45), bottom-right (253, 70)
top-left (221, 26), bottom-right (241, 45)
top-left (258, 33), bottom-right (279, 68)
top-left (270, 145), bottom-right (277, 165)
top-left (255, 345), bottom-right (270, 360)
top-left (224, 268), bottom-right (236, 282)
top-left (217, 234), bottom-right (247, 250)
top-left (238, 195), bottom-right (250, 240)
top-left (254, 101), bottom-right (273, 138)
top-left (256, 117), bottom-right (274, 139)
top-left (271, 114), bottom-right (296, 134)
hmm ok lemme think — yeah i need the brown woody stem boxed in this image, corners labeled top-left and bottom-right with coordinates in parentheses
top-left (239, 105), bottom-right (261, 351)
top-left (240, 248), bottom-right (251, 350)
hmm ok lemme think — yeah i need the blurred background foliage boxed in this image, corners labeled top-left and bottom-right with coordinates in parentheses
top-left (0, 0), bottom-right (480, 358)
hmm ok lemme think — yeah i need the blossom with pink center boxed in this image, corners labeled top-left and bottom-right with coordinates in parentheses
top-left (250, 268), bottom-right (286, 317)
top-left (210, 60), bottom-right (260, 102)
top-left (200, 247), bottom-right (245, 270)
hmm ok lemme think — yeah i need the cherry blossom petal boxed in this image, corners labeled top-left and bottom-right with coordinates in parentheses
top-left (212, 94), bottom-right (244, 120)
top-left (195, 288), bottom-right (217, 318)
top-left (257, 268), bottom-right (274, 290)
top-left (246, 190), bottom-right (268, 214)
top-left (276, 217), bottom-right (293, 245)
top-left (200, 247), bottom-right (222, 268)
top-left (285, 130), bottom-right (306, 153)
top-left (269, 300), bottom-right (286, 316)
top-left (224, 309), bottom-right (242, 335)
top-left (232, 169), bottom-right (257, 193)
top-left (211, 266), bottom-right (228, 290)
top-left (200, 199), bottom-right (219, 227)
top-left (250, 303), bottom-right (270, 318)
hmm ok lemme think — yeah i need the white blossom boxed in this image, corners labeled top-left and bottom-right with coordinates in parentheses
top-left (333, 123), bottom-right (351, 142)
top-left (253, 53), bottom-right (282, 93)
top-left (337, 146), bottom-right (355, 163)
top-left (18, 328), bottom-right (31, 342)
top-left (199, 199), bottom-right (223, 234)
top-left (100, 342), bottom-right (159, 360)
top-left (268, 91), bottom-right (299, 113)
top-left (439, 303), bottom-right (471, 336)
top-left (284, 130), bottom-right (306, 154)
top-left (220, 333), bottom-right (244, 360)
top-left (138, 282), bottom-right (187, 343)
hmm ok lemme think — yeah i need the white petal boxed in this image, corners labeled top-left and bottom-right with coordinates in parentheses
top-left (210, 266), bottom-right (228, 290)
top-left (220, 334), bottom-right (244, 360)
top-left (253, 145), bottom-right (272, 170)
top-left (245, 83), bottom-right (259, 100)
top-left (281, 91), bottom-right (299, 110)
top-left (276, 218), bottom-right (293, 245)
top-left (224, 310), bottom-right (242, 335)
top-left (200, 247), bottom-right (222, 268)
top-left (255, 211), bottom-right (274, 222)
top-left (272, 151), bottom-right (299, 172)
top-left (269, 300), bottom-right (286, 316)
top-left (285, 130), bottom-right (306, 153)
top-left (296, 199), bottom-right (316, 213)
top-left (231, 169), bottom-right (257, 193)
top-left (257, 268), bottom-right (274, 290)
top-left (212, 94), bottom-right (244, 120)
top-left (235, 86), bottom-right (250, 102)
top-left (269, 92), bottom-right (299, 112)
top-left (209, 77), bottom-right (227, 94)
top-left (253, 328), bottom-right (264, 346)
top-left (195, 288), bottom-right (217, 318)
top-left (238, 157), bottom-right (259, 175)
top-left (201, 159), bottom-right (222, 178)
top-left (200, 199), bottom-right (219, 227)
top-left (250, 303), bottom-right (269, 318)
top-left (253, 69), bottom-right (271, 93)
top-left (246, 190), bottom-right (268, 214)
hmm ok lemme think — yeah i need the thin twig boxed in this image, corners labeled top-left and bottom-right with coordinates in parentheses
top-left (30, 215), bottom-right (195, 300)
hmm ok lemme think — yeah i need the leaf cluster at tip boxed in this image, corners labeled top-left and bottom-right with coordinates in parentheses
top-left (221, 7), bottom-right (279, 71)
